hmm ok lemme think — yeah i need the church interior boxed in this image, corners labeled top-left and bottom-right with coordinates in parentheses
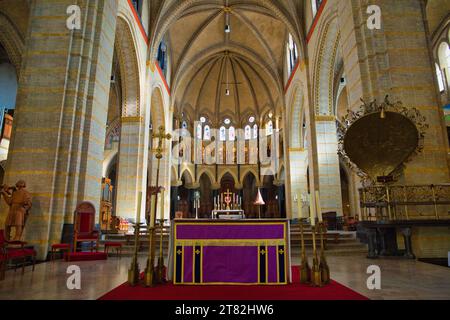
top-left (0, 0), bottom-right (450, 301)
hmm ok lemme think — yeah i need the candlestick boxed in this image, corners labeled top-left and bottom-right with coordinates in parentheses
top-left (160, 190), bottom-right (165, 219)
top-left (315, 190), bottom-right (323, 223)
top-left (309, 193), bottom-right (316, 226)
top-left (149, 194), bottom-right (156, 227)
top-left (128, 191), bottom-right (142, 286)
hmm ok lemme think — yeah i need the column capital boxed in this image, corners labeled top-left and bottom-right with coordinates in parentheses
top-left (172, 180), bottom-right (183, 187)
top-left (121, 116), bottom-right (143, 123)
top-left (186, 182), bottom-right (200, 190)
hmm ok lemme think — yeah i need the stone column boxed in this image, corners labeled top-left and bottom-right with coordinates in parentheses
top-left (115, 117), bottom-right (144, 221)
top-left (0, 0), bottom-right (118, 259)
top-left (287, 149), bottom-right (309, 219)
top-left (316, 119), bottom-right (343, 216)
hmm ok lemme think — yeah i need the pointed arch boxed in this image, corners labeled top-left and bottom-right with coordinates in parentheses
top-left (181, 168), bottom-right (195, 186)
top-left (0, 12), bottom-right (25, 76)
top-left (115, 16), bottom-right (141, 117)
top-left (288, 84), bottom-right (304, 148)
top-left (150, 85), bottom-right (166, 129)
top-left (218, 169), bottom-right (239, 186)
top-left (198, 169), bottom-right (216, 186)
top-left (313, 15), bottom-right (340, 116)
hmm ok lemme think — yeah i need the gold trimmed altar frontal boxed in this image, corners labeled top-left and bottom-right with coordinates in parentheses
top-left (172, 219), bottom-right (290, 285)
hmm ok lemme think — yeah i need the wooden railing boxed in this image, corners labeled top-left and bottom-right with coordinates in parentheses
top-left (359, 184), bottom-right (450, 221)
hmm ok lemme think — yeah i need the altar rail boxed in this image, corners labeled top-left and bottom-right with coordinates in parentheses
top-left (359, 184), bottom-right (450, 221)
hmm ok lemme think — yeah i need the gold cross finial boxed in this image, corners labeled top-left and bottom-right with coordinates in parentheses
top-left (177, 250), bottom-right (182, 255)
top-left (260, 249), bottom-right (266, 255)
top-left (152, 126), bottom-right (172, 159)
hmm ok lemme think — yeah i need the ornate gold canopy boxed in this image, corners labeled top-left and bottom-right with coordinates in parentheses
top-left (338, 96), bottom-right (428, 184)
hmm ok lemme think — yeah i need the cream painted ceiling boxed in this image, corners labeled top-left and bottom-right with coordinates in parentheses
top-left (162, 0), bottom-right (303, 126)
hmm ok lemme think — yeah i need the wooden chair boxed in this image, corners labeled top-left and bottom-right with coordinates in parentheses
top-left (50, 243), bottom-right (71, 261)
top-left (0, 230), bottom-right (36, 280)
top-left (73, 202), bottom-right (99, 252)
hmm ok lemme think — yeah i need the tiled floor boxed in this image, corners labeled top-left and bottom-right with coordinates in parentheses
top-left (0, 254), bottom-right (449, 300)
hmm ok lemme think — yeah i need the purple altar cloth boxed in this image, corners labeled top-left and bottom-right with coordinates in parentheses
top-left (176, 224), bottom-right (285, 240)
top-left (173, 220), bottom-right (289, 285)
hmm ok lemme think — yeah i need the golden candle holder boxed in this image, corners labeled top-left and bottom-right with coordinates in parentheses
top-left (144, 126), bottom-right (171, 287)
top-left (155, 218), bottom-right (166, 284)
top-left (144, 227), bottom-right (156, 287)
top-left (128, 222), bottom-right (143, 286)
top-left (299, 222), bottom-right (311, 284)
top-left (311, 225), bottom-right (322, 287)
top-left (319, 222), bottom-right (330, 285)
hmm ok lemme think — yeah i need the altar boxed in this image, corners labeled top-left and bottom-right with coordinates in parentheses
top-left (172, 219), bottom-right (290, 285)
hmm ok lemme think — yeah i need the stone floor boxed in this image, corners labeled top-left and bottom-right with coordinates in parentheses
top-left (0, 254), bottom-right (449, 300)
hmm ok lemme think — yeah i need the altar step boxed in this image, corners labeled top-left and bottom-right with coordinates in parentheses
top-left (98, 226), bottom-right (367, 257)
top-left (290, 230), bottom-right (368, 256)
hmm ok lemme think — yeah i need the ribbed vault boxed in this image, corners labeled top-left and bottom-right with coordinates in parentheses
top-left (156, 0), bottom-right (304, 125)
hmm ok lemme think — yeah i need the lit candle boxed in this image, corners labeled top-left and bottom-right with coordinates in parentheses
top-left (315, 190), bottom-right (323, 223)
top-left (309, 192), bottom-right (316, 226)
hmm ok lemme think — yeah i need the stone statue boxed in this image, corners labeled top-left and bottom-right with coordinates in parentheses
top-left (1, 180), bottom-right (32, 241)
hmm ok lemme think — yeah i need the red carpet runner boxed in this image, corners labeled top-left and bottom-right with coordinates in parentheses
top-left (99, 267), bottom-right (368, 300)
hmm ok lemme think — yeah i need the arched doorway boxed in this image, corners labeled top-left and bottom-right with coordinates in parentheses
top-left (262, 175), bottom-right (280, 218)
top-left (242, 172), bottom-right (258, 218)
top-left (198, 173), bottom-right (213, 218)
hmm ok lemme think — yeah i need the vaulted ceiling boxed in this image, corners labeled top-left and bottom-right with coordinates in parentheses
top-left (159, 0), bottom-right (304, 126)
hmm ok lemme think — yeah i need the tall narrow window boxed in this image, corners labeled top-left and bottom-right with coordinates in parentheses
top-left (438, 42), bottom-right (450, 92)
top-left (219, 126), bottom-right (227, 141)
top-left (266, 120), bottom-right (274, 136)
top-left (436, 63), bottom-right (445, 92)
top-left (157, 41), bottom-right (168, 78)
top-left (204, 125), bottom-right (211, 140)
top-left (244, 125), bottom-right (251, 140)
top-left (196, 123), bottom-right (202, 140)
top-left (253, 124), bottom-right (258, 139)
top-left (286, 34), bottom-right (299, 76)
top-left (311, 0), bottom-right (318, 17)
top-left (229, 126), bottom-right (235, 141)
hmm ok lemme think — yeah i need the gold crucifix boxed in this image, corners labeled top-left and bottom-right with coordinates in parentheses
top-left (145, 125), bottom-right (172, 287)
top-left (153, 126), bottom-right (172, 160)
top-left (224, 189), bottom-right (232, 210)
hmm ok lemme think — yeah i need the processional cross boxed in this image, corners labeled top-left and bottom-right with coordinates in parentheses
top-left (144, 126), bottom-right (171, 287)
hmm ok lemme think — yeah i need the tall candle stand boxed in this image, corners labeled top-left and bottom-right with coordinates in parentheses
top-left (319, 222), bottom-right (330, 284)
top-left (144, 126), bottom-right (171, 287)
top-left (128, 192), bottom-right (142, 286)
top-left (300, 221), bottom-right (311, 284)
top-left (311, 225), bottom-right (322, 287)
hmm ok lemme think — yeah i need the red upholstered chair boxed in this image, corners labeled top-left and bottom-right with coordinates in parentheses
top-left (73, 202), bottom-right (99, 252)
top-left (0, 230), bottom-right (36, 280)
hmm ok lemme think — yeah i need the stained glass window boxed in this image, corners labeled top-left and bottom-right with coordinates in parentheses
top-left (245, 125), bottom-right (251, 140)
top-left (220, 126), bottom-right (226, 141)
top-left (204, 125), bottom-right (211, 140)
top-left (229, 126), bottom-right (235, 141)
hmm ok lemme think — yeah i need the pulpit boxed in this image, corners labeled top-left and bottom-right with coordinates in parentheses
top-left (172, 219), bottom-right (290, 285)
